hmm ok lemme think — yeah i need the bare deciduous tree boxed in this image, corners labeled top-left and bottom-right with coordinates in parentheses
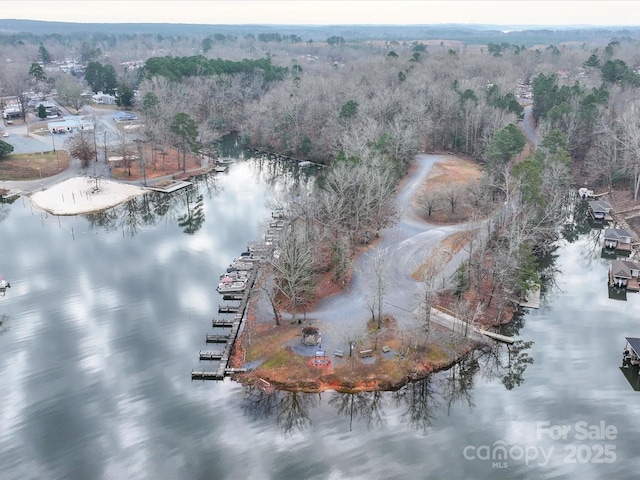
top-left (422, 189), bottom-right (440, 217)
top-left (270, 222), bottom-right (316, 323)
top-left (68, 130), bottom-right (97, 168)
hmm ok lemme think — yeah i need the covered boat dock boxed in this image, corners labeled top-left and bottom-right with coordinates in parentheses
top-left (621, 337), bottom-right (640, 391)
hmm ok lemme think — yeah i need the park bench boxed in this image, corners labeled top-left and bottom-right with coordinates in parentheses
top-left (333, 350), bottom-right (344, 357)
top-left (382, 345), bottom-right (391, 353)
top-left (359, 349), bottom-right (373, 358)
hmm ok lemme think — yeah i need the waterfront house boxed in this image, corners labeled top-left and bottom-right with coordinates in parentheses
top-left (603, 228), bottom-right (634, 254)
top-left (588, 200), bottom-right (613, 222)
top-left (610, 259), bottom-right (640, 291)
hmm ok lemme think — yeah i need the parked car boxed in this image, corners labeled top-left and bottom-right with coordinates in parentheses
top-left (2, 132), bottom-right (8, 137)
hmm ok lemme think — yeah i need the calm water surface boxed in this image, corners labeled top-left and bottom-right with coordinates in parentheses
top-left (1, 157), bottom-right (639, 480)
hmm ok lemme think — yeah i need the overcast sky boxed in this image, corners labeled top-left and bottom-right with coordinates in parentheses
top-left (3, 1), bottom-right (640, 26)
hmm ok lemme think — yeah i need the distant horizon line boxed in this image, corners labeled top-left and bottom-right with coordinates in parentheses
top-left (1, 18), bottom-right (640, 29)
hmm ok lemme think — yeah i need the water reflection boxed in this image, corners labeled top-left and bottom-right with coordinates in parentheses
top-left (330, 390), bottom-right (386, 431)
top-left (83, 174), bottom-right (220, 236)
top-left (561, 199), bottom-right (592, 243)
top-left (0, 195), bottom-right (18, 224)
top-left (608, 286), bottom-right (627, 301)
top-left (242, 385), bottom-right (317, 436)
top-left (619, 365), bottom-right (640, 391)
top-left (391, 374), bottom-right (437, 431)
top-left (479, 340), bottom-right (535, 390)
top-left (242, 338), bottom-right (535, 436)
top-left (0, 313), bottom-right (9, 335)
top-left (248, 155), bottom-right (318, 201)
top-left (77, 156), bottom-right (315, 239)
top-left (178, 193), bottom-right (205, 234)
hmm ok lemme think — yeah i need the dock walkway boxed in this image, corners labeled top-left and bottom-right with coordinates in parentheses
top-left (192, 262), bottom-right (257, 381)
top-left (519, 286), bottom-right (541, 309)
top-left (192, 208), bottom-right (286, 381)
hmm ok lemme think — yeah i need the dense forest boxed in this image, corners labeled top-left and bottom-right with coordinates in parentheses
top-left (2, 21), bottom-right (640, 326)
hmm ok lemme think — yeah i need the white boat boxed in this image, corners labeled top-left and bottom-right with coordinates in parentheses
top-left (216, 157), bottom-right (235, 165)
top-left (230, 260), bottom-right (253, 270)
top-left (0, 276), bottom-right (10, 296)
top-left (238, 252), bottom-right (263, 262)
top-left (220, 271), bottom-right (248, 281)
top-left (216, 280), bottom-right (247, 293)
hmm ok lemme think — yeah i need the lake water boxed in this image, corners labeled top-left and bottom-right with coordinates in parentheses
top-left (1, 156), bottom-right (639, 480)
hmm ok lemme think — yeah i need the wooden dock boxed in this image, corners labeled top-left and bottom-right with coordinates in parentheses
top-left (192, 264), bottom-right (258, 381)
top-left (212, 319), bottom-right (234, 328)
top-left (218, 304), bottom-right (240, 314)
top-left (199, 351), bottom-right (223, 360)
top-left (147, 180), bottom-right (193, 193)
top-left (205, 334), bottom-right (230, 343)
top-left (477, 329), bottom-right (515, 344)
top-left (222, 294), bottom-right (243, 301)
top-left (193, 212), bottom-right (288, 382)
top-left (519, 286), bottom-right (541, 309)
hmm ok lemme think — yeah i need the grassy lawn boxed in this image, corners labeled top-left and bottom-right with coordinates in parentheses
top-left (0, 151), bottom-right (70, 181)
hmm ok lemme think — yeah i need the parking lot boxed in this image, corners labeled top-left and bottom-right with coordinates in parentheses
top-left (1, 125), bottom-right (56, 155)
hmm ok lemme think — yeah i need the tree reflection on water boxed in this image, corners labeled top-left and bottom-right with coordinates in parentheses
top-left (84, 174), bottom-right (218, 236)
top-left (241, 385), bottom-right (316, 436)
top-left (240, 336), bottom-right (534, 435)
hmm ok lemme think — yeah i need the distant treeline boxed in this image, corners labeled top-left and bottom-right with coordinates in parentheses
top-left (2, 19), bottom-right (640, 46)
top-left (142, 55), bottom-right (289, 81)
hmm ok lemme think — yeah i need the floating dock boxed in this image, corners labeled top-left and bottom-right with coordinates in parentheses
top-left (211, 319), bottom-right (234, 328)
top-left (205, 334), bottom-right (230, 343)
top-left (199, 351), bottom-right (223, 360)
top-left (222, 294), bottom-right (243, 301)
top-left (147, 180), bottom-right (193, 193)
top-left (477, 329), bottom-right (515, 344)
top-left (218, 304), bottom-right (240, 314)
top-left (519, 286), bottom-right (540, 309)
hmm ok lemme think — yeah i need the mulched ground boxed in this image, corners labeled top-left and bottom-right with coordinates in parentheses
top-left (108, 145), bottom-right (204, 182)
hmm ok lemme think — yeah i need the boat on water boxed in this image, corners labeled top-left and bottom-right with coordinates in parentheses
top-left (238, 251), bottom-right (263, 262)
top-left (220, 271), bottom-right (248, 281)
top-left (230, 260), bottom-right (253, 271)
top-left (216, 157), bottom-right (235, 165)
top-left (216, 280), bottom-right (247, 293)
top-left (0, 276), bottom-right (10, 296)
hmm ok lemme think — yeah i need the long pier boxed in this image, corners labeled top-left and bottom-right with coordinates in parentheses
top-left (192, 208), bottom-right (286, 382)
top-left (192, 265), bottom-right (257, 381)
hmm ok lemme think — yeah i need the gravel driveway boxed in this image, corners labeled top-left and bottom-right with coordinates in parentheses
top-left (276, 154), bottom-right (480, 352)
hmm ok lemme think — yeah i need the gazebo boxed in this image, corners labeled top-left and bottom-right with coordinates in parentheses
top-left (301, 326), bottom-right (320, 346)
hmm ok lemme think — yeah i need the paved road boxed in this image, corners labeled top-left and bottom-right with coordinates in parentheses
top-left (1, 103), bottom-right (144, 194)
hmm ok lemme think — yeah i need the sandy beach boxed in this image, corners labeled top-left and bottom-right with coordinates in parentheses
top-left (29, 176), bottom-right (146, 215)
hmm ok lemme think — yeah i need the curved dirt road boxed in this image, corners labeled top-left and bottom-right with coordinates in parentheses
top-left (294, 154), bottom-right (476, 348)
